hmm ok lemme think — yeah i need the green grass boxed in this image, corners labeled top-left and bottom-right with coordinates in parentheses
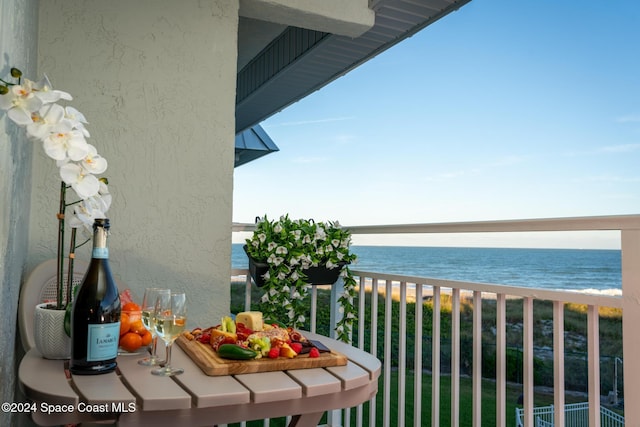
top-left (229, 372), bottom-right (584, 427)
top-left (229, 281), bottom-right (623, 426)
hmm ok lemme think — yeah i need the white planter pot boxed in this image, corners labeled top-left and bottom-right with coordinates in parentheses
top-left (34, 303), bottom-right (71, 359)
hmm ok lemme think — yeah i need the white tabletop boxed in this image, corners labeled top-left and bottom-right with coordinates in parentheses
top-left (19, 332), bottom-right (380, 427)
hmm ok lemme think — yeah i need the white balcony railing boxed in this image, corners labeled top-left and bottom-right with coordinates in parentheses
top-left (232, 214), bottom-right (640, 427)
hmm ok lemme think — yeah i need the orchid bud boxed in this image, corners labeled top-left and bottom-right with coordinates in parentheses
top-left (0, 85), bottom-right (7, 95)
top-left (10, 68), bottom-right (22, 78)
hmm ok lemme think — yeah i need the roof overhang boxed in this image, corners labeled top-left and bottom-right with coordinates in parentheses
top-left (236, 0), bottom-right (472, 134)
top-left (234, 125), bottom-right (280, 167)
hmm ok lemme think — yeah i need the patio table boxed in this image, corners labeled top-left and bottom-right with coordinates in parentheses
top-left (18, 332), bottom-right (380, 427)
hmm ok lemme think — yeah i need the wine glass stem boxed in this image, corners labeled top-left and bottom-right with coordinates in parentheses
top-left (150, 336), bottom-right (159, 362)
top-left (164, 342), bottom-right (172, 370)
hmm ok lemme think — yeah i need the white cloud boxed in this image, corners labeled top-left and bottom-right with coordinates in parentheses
top-left (599, 143), bottom-right (640, 153)
top-left (269, 116), bottom-right (356, 127)
top-left (573, 174), bottom-right (640, 183)
top-left (615, 113), bottom-right (640, 123)
top-left (292, 156), bottom-right (327, 164)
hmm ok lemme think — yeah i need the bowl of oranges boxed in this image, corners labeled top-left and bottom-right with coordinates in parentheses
top-left (118, 301), bottom-right (152, 354)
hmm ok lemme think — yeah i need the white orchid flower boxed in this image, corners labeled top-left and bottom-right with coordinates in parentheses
top-left (64, 106), bottom-right (90, 137)
top-left (31, 74), bottom-right (73, 104)
top-left (274, 224), bottom-right (283, 233)
top-left (258, 233), bottom-right (267, 243)
top-left (68, 194), bottom-right (110, 232)
top-left (0, 81), bottom-right (43, 125)
top-left (277, 271), bottom-right (286, 280)
top-left (275, 245), bottom-right (288, 255)
top-left (290, 271), bottom-right (299, 281)
top-left (267, 241), bottom-right (277, 251)
top-left (43, 121), bottom-right (89, 161)
top-left (59, 163), bottom-right (100, 199)
top-left (80, 144), bottom-right (108, 175)
top-left (297, 315), bottom-right (305, 325)
top-left (26, 103), bottom-right (65, 140)
top-left (98, 179), bottom-right (110, 195)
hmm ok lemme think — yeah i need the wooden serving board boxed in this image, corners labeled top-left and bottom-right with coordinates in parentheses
top-left (176, 335), bottom-right (347, 376)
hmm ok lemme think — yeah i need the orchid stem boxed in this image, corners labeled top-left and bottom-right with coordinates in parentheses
top-left (65, 228), bottom-right (77, 307)
top-left (56, 181), bottom-right (67, 310)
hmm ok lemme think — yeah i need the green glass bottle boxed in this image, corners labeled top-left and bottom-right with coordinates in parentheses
top-left (70, 218), bottom-right (121, 375)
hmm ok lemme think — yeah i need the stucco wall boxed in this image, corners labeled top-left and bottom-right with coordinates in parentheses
top-left (31, 0), bottom-right (238, 328)
top-left (0, 0), bottom-right (38, 424)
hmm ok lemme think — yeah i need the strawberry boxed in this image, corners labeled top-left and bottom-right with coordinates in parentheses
top-left (268, 347), bottom-right (280, 359)
top-left (290, 342), bottom-right (302, 354)
top-left (309, 347), bottom-right (320, 358)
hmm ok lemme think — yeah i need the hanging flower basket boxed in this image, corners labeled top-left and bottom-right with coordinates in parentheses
top-left (244, 245), bottom-right (268, 287)
top-left (245, 245), bottom-right (347, 286)
top-left (243, 215), bottom-right (358, 342)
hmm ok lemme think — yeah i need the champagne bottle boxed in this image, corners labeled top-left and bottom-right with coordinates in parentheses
top-left (70, 218), bottom-right (121, 375)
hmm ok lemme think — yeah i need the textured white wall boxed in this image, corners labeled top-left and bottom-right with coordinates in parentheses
top-left (0, 0), bottom-right (38, 424)
top-left (32, 0), bottom-right (238, 328)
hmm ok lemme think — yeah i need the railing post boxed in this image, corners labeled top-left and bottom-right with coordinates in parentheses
top-left (587, 305), bottom-right (601, 427)
top-left (622, 229), bottom-right (640, 426)
top-left (328, 276), bottom-right (345, 426)
top-left (472, 291), bottom-right (483, 427)
top-left (329, 276), bottom-right (344, 339)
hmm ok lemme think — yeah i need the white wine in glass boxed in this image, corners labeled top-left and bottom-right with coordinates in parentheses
top-left (138, 288), bottom-right (171, 366)
top-left (151, 292), bottom-right (186, 376)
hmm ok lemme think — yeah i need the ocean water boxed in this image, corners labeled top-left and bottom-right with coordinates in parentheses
top-left (232, 244), bottom-right (621, 295)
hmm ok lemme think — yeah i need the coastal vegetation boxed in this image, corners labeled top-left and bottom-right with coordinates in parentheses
top-left (230, 280), bottom-right (623, 426)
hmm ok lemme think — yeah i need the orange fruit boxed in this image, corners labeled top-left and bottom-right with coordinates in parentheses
top-left (123, 302), bottom-right (141, 311)
top-left (119, 313), bottom-right (131, 336)
top-left (119, 332), bottom-right (142, 352)
top-left (140, 330), bottom-right (152, 346)
top-left (129, 319), bottom-right (146, 334)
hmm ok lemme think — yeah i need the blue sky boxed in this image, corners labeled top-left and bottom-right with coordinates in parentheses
top-left (233, 0), bottom-right (640, 249)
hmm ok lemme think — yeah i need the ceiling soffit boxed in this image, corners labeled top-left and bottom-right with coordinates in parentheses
top-left (235, 0), bottom-right (472, 133)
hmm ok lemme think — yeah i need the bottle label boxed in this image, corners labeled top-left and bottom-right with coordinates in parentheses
top-left (92, 247), bottom-right (109, 259)
top-left (86, 322), bottom-right (120, 361)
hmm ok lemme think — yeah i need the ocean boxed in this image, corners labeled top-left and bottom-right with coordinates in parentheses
top-left (232, 244), bottom-right (622, 295)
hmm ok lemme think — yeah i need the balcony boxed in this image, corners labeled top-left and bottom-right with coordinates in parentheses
top-left (231, 215), bottom-right (639, 426)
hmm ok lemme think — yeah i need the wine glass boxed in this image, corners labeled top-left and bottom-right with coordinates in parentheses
top-left (138, 288), bottom-right (171, 366)
top-left (151, 292), bottom-right (187, 376)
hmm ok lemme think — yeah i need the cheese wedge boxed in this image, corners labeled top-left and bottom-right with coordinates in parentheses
top-left (236, 311), bottom-right (263, 331)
